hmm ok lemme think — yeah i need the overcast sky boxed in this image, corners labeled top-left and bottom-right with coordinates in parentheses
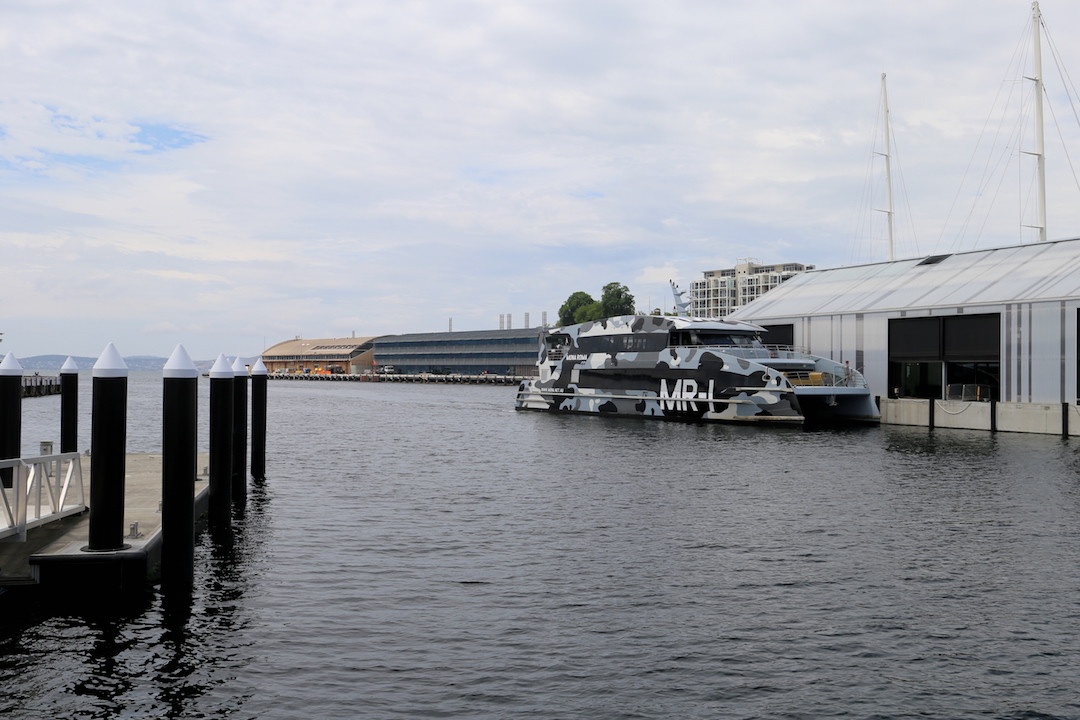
top-left (4, 0), bottom-right (1080, 360)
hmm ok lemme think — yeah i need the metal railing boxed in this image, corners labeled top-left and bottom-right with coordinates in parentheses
top-left (946, 384), bottom-right (993, 401)
top-left (782, 370), bottom-right (861, 387)
top-left (718, 344), bottom-right (810, 361)
top-left (0, 453), bottom-right (86, 542)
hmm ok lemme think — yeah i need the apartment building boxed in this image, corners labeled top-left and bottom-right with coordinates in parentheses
top-left (689, 260), bottom-right (814, 318)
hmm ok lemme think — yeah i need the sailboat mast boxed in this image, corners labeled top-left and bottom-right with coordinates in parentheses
top-left (1031, 1), bottom-right (1047, 242)
top-left (880, 72), bottom-right (895, 260)
top-left (873, 73), bottom-right (896, 260)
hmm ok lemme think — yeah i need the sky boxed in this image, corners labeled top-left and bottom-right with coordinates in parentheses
top-left (5, 0), bottom-right (1080, 360)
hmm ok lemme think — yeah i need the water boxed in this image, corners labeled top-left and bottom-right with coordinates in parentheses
top-left (4, 375), bottom-right (1080, 719)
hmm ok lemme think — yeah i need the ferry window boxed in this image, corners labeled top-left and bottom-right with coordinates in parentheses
top-left (577, 333), bottom-right (667, 354)
top-left (668, 330), bottom-right (761, 347)
top-left (621, 335), bottom-right (650, 352)
top-left (546, 334), bottom-right (571, 348)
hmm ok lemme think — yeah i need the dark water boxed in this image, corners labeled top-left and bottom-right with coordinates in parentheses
top-left (4, 375), bottom-right (1080, 719)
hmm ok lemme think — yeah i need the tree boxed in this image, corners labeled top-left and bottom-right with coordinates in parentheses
top-left (558, 291), bottom-right (595, 326)
top-left (556, 283), bottom-right (637, 326)
top-left (599, 282), bottom-right (636, 317)
top-left (573, 301), bottom-right (604, 323)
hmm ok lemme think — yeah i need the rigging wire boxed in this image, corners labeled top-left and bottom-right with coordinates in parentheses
top-left (938, 15), bottom-right (1031, 252)
top-left (890, 123), bottom-right (920, 258)
top-left (970, 99), bottom-right (1025, 250)
top-left (849, 80), bottom-right (884, 265)
top-left (849, 74), bottom-right (921, 263)
top-left (1044, 90), bottom-right (1080, 202)
top-left (1042, 21), bottom-right (1080, 202)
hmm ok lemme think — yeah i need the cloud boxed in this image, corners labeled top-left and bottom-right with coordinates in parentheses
top-left (2, 0), bottom-right (1079, 358)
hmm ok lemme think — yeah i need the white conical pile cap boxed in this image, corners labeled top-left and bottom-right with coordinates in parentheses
top-left (231, 356), bottom-right (247, 377)
top-left (92, 343), bottom-right (128, 378)
top-left (163, 344), bottom-right (199, 379)
top-left (60, 356), bottom-right (79, 374)
top-left (250, 358), bottom-right (268, 376)
top-left (209, 353), bottom-right (233, 379)
top-left (0, 353), bottom-right (23, 377)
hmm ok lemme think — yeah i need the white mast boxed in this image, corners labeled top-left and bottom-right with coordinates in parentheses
top-left (875, 72), bottom-right (896, 261)
top-left (1025, 1), bottom-right (1047, 242)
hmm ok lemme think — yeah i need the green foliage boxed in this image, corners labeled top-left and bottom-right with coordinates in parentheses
top-left (573, 301), bottom-right (604, 323)
top-left (599, 282), bottom-right (636, 317)
top-left (558, 291), bottom-right (595, 326)
top-left (557, 282), bottom-right (638, 326)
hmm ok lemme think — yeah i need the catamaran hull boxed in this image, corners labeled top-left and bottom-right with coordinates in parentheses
top-left (792, 387), bottom-right (881, 424)
top-left (515, 361), bottom-right (805, 424)
top-left (515, 382), bottom-right (804, 424)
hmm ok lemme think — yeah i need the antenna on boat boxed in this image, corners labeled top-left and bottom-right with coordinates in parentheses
top-left (875, 73), bottom-right (896, 261)
top-left (1025, 0), bottom-right (1048, 242)
top-left (669, 280), bottom-right (692, 316)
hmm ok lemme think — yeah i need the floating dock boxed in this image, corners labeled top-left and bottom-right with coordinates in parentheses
top-left (0, 453), bottom-right (209, 594)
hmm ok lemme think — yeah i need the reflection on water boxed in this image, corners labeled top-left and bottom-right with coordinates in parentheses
top-left (4, 378), bottom-right (1080, 719)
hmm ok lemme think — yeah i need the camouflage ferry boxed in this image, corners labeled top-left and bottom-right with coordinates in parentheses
top-left (514, 315), bottom-right (880, 425)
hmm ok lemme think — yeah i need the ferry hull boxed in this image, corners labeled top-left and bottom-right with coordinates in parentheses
top-left (515, 379), bottom-right (805, 424)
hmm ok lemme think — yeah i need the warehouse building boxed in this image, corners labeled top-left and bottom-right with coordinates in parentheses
top-left (261, 336), bottom-right (378, 374)
top-left (728, 237), bottom-right (1080, 434)
top-left (372, 328), bottom-right (539, 376)
top-left (261, 329), bottom-right (541, 376)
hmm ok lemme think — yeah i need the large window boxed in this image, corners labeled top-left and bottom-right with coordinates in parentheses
top-left (893, 361), bottom-right (943, 399)
top-left (888, 314), bottom-right (1000, 399)
top-left (759, 324), bottom-right (794, 347)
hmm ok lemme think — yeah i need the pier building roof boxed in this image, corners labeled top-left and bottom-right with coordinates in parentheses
top-left (262, 337), bottom-right (379, 361)
top-left (728, 236), bottom-right (1080, 321)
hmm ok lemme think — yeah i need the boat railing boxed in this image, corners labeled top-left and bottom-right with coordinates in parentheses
top-left (720, 345), bottom-right (811, 361)
top-left (783, 368), bottom-right (868, 389)
top-left (763, 344), bottom-right (814, 358)
top-left (0, 452), bottom-right (86, 542)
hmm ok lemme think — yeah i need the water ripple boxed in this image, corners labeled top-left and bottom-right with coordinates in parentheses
top-left (5, 379), bottom-right (1080, 718)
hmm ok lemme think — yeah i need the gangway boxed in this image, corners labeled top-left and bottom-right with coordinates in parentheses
top-left (0, 453), bottom-right (86, 543)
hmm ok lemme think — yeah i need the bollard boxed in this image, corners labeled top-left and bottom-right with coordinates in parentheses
top-left (162, 345), bottom-right (198, 594)
top-left (208, 354), bottom-right (234, 528)
top-left (0, 354), bottom-right (23, 489)
top-left (87, 343), bottom-right (129, 552)
top-left (250, 358), bottom-right (268, 481)
top-left (60, 356), bottom-right (79, 454)
top-left (231, 357), bottom-right (248, 503)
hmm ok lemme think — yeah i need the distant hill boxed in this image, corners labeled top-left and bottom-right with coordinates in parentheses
top-left (16, 355), bottom-right (220, 373)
